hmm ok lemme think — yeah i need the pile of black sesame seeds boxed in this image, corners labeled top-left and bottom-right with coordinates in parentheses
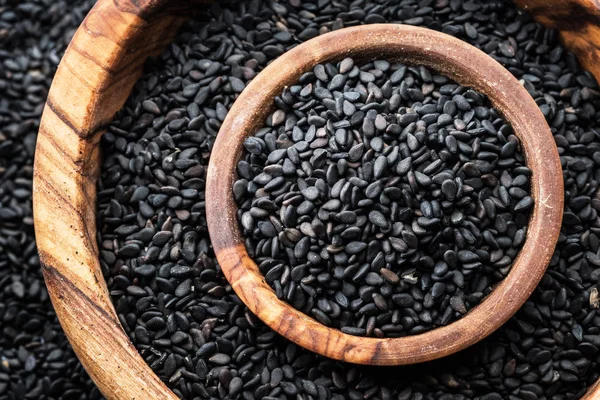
top-left (234, 57), bottom-right (533, 337)
top-left (97, 1), bottom-right (600, 399)
top-left (0, 1), bottom-right (102, 399)
top-left (1, 0), bottom-right (597, 399)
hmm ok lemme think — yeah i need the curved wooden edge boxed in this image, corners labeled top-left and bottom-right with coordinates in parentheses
top-left (31, 0), bottom-right (201, 398)
top-left (515, 0), bottom-right (600, 83)
top-left (206, 24), bottom-right (564, 366)
top-left (513, 2), bottom-right (600, 398)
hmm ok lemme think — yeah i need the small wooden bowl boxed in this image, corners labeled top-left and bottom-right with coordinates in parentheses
top-left (205, 24), bottom-right (563, 366)
top-left (31, 0), bottom-right (600, 398)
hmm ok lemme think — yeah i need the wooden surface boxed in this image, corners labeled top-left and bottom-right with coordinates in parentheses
top-left (30, 0), bottom-right (600, 398)
top-left (515, 0), bottom-right (600, 82)
top-left (32, 0), bottom-right (191, 398)
top-left (206, 24), bottom-right (564, 366)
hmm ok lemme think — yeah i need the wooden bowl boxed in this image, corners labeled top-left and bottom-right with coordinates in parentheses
top-left (205, 24), bottom-right (563, 366)
top-left (30, 0), bottom-right (600, 398)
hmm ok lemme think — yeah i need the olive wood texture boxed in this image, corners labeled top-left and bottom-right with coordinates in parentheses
top-left (205, 24), bottom-right (564, 366)
top-left (32, 0), bottom-right (197, 399)
top-left (514, 0), bottom-right (600, 81)
top-left (29, 0), bottom-right (600, 398)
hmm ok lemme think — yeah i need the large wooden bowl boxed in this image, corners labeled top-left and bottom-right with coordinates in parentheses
top-left (31, 0), bottom-right (600, 398)
top-left (205, 24), bottom-right (563, 365)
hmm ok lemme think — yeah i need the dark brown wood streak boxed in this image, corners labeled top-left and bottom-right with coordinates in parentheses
top-left (31, 0), bottom-right (600, 398)
top-left (44, 98), bottom-right (111, 140)
top-left (206, 24), bottom-right (564, 366)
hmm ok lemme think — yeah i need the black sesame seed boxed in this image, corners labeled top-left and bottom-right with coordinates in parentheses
top-left (95, 1), bottom-right (600, 398)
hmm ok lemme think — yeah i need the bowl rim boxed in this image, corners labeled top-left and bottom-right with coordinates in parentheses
top-left (32, 0), bottom-right (188, 398)
top-left (206, 23), bottom-right (564, 366)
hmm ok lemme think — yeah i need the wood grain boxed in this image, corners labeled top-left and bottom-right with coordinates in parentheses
top-left (30, 0), bottom-right (600, 398)
top-left (515, 0), bottom-right (600, 82)
top-left (32, 0), bottom-right (193, 398)
top-left (205, 23), bottom-right (564, 366)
